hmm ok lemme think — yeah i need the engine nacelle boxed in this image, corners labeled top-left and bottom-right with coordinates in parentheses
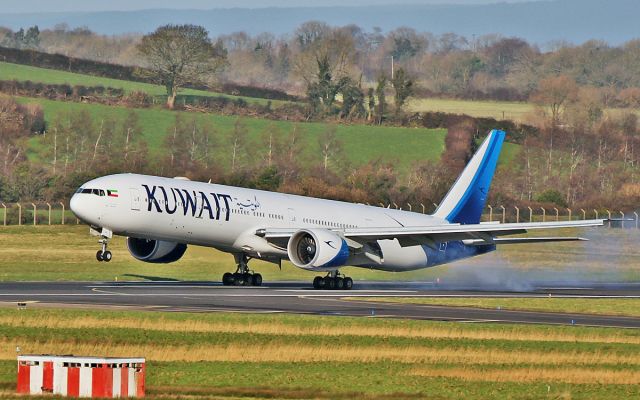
top-left (126, 237), bottom-right (187, 264)
top-left (287, 229), bottom-right (350, 270)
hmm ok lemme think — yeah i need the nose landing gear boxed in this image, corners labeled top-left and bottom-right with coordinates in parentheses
top-left (96, 238), bottom-right (112, 262)
top-left (222, 254), bottom-right (263, 286)
top-left (313, 270), bottom-right (353, 290)
top-left (93, 227), bottom-right (113, 262)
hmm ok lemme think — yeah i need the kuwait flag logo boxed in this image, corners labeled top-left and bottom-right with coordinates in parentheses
top-left (107, 189), bottom-right (119, 198)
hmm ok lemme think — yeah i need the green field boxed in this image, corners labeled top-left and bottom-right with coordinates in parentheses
top-left (408, 97), bottom-right (535, 122)
top-left (0, 225), bottom-right (636, 283)
top-left (0, 61), bottom-right (278, 105)
top-left (20, 96), bottom-right (450, 174)
top-left (349, 297), bottom-right (640, 318)
top-left (0, 308), bottom-right (639, 399)
top-left (408, 97), bottom-right (640, 123)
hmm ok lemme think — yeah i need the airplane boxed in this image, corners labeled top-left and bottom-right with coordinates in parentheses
top-left (70, 129), bottom-right (603, 290)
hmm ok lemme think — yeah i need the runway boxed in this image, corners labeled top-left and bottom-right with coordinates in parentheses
top-left (2, 280), bottom-right (640, 328)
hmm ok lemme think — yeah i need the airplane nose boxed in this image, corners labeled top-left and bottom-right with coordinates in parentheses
top-left (70, 194), bottom-right (86, 221)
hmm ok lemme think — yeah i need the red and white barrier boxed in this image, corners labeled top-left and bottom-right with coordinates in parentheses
top-left (17, 355), bottom-right (145, 397)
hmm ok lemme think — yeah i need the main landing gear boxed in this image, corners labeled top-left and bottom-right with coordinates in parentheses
top-left (222, 254), bottom-right (263, 286)
top-left (313, 270), bottom-right (353, 290)
top-left (95, 233), bottom-right (112, 262)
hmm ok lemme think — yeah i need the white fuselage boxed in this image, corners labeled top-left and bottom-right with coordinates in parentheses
top-left (70, 173), bottom-right (482, 272)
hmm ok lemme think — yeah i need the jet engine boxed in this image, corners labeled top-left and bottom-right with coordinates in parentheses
top-left (287, 229), bottom-right (350, 270)
top-left (126, 237), bottom-right (187, 263)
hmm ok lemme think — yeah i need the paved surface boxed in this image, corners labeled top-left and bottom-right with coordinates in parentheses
top-left (2, 281), bottom-right (640, 328)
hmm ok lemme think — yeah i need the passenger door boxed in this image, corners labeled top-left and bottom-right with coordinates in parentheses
top-left (130, 189), bottom-right (141, 211)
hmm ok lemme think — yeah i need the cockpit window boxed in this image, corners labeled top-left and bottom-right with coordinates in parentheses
top-left (79, 188), bottom-right (106, 196)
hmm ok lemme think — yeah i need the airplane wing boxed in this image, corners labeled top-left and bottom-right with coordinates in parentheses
top-left (257, 219), bottom-right (604, 248)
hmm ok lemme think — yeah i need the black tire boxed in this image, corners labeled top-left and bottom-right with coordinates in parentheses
top-left (96, 250), bottom-right (104, 262)
top-left (222, 272), bottom-right (233, 286)
top-left (326, 278), bottom-right (336, 290)
top-left (103, 251), bottom-right (112, 262)
top-left (253, 273), bottom-right (263, 286)
top-left (335, 277), bottom-right (344, 290)
top-left (244, 273), bottom-right (254, 286)
top-left (313, 276), bottom-right (322, 289)
top-left (344, 277), bottom-right (353, 290)
top-left (233, 273), bottom-right (243, 286)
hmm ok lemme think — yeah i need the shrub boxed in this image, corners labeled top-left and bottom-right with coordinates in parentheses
top-left (124, 91), bottom-right (152, 108)
top-left (535, 189), bottom-right (567, 208)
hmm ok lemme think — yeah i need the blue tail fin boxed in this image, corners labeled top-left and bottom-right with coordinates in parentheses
top-left (433, 129), bottom-right (506, 224)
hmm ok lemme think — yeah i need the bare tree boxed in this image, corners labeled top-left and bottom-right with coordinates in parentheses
top-left (318, 125), bottom-right (344, 174)
top-left (229, 118), bottom-right (249, 173)
top-left (531, 75), bottom-right (579, 127)
top-left (137, 24), bottom-right (226, 109)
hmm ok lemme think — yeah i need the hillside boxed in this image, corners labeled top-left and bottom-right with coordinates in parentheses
top-left (0, 62), bottom-right (281, 106)
top-left (21, 96), bottom-right (454, 175)
top-left (0, 61), bottom-right (521, 175)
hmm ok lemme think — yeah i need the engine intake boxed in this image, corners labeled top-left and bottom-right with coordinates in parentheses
top-left (126, 237), bottom-right (187, 263)
top-left (287, 229), bottom-right (349, 270)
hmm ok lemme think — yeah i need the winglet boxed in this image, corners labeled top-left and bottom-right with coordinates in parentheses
top-left (433, 129), bottom-right (506, 224)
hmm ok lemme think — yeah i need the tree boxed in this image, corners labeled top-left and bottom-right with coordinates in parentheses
top-left (531, 75), bottom-right (579, 178)
top-left (387, 27), bottom-right (427, 61)
top-left (367, 88), bottom-right (375, 121)
top-left (228, 118), bottom-right (250, 173)
top-left (24, 26), bottom-right (40, 49)
top-left (339, 79), bottom-right (366, 120)
top-left (391, 67), bottom-right (413, 115)
top-left (137, 24), bottom-right (226, 109)
top-left (374, 75), bottom-right (387, 124)
top-left (318, 125), bottom-right (344, 174)
top-left (531, 75), bottom-right (579, 127)
top-left (306, 54), bottom-right (347, 115)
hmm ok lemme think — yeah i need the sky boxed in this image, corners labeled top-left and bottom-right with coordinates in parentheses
top-left (1, 0), bottom-right (534, 13)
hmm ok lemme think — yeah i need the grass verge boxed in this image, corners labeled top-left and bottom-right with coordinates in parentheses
top-left (0, 308), bottom-right (639, 399)
top-left (346, 297), bottom-right (640, 318)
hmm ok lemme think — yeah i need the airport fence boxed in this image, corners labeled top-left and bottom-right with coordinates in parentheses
top-left (0, 202), bottom-right (79, 226)
top-left (0, 201), bottom-right (637, 229)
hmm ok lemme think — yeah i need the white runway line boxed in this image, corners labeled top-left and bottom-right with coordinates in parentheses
top-left (4, 292), bottom-right (640, 299)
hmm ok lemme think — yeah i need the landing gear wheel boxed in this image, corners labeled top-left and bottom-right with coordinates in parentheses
top-left (96, 234), bottom-right (112, 263)
top-left (313, 276), bottom-right (322, 289)
top-left (223, 254), bottom-right (266, 287)
top-left (314, 272), bottom-right (353, 290)
top-left (343, 277), bottom-right (353, 290)
top-left (222, 272), bottom-right (233, 286)
top-left (326, 277), bottom-right (336, 290)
